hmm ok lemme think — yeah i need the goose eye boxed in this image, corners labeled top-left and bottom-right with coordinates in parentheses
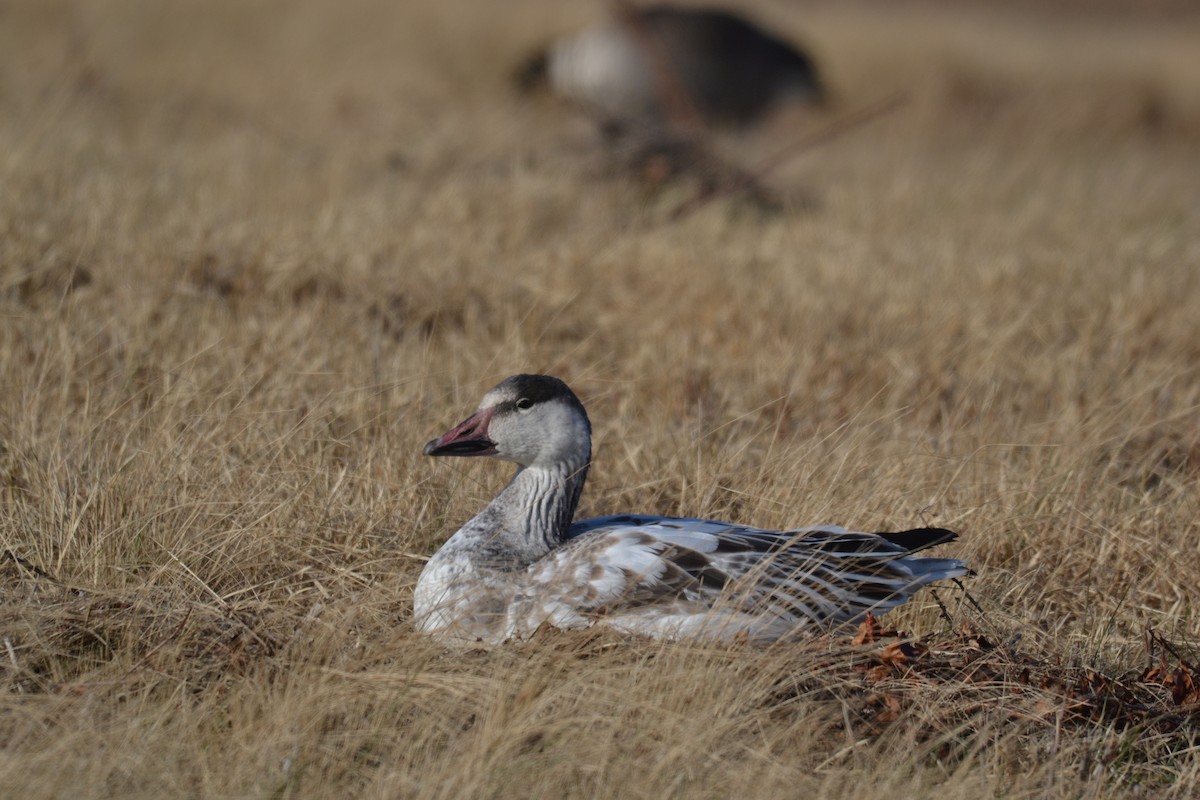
top-left (515, 397), bottom-right (534, 411)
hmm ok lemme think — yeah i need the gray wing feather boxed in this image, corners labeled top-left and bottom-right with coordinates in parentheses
top-left (543, 515), bottom-right (966, 633)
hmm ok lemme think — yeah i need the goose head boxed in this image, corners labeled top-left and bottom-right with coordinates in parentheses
top-left (423, 374), bottom-right (592, 469)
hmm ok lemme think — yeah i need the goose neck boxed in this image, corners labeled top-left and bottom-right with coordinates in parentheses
top-left (459, 456), bottom-right (590, 569)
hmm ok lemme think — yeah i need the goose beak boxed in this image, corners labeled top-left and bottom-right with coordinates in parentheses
top-left (423, 407), bottom-right (497, 457)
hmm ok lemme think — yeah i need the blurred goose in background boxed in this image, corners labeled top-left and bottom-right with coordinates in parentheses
top-left (416, 374), bottom-right (966, 646)
top-left (516, 5), bottom-right (825, 131)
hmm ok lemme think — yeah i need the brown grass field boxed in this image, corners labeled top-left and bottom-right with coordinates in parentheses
top-left (2, 0), bottom-right (1200, 796)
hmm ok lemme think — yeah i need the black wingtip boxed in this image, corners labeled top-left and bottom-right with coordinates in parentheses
top-left (874, 527), bottom-right (959, 553)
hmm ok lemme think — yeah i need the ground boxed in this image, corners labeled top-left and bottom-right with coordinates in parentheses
top-left (1, 1), bottom-right (1198, 797)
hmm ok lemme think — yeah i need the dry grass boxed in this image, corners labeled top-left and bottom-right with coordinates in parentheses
top-left (2, 0), bottom-right (1199, 797)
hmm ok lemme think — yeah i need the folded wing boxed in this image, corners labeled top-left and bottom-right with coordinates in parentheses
top-left (522, 515), bottom-right (966, 639)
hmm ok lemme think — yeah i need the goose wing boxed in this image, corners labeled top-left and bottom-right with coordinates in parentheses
top-left (524, 515), bottom-right (965, 636)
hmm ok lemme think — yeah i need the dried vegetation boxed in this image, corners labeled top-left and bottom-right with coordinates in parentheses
top-left (1, 0), bottom-right (1199, 797)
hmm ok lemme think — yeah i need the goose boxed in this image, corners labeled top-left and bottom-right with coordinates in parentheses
top-left (517, 6), bottom-right (825, 131)
top-left (415, 374), bottom-right (967, 645)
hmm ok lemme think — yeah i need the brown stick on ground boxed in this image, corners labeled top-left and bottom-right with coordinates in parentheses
top-left (669, 94), bottom-right (909, 220)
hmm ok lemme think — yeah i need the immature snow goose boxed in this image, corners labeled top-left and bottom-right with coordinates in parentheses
top-left (416, 374), bottom-right (966, 645)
